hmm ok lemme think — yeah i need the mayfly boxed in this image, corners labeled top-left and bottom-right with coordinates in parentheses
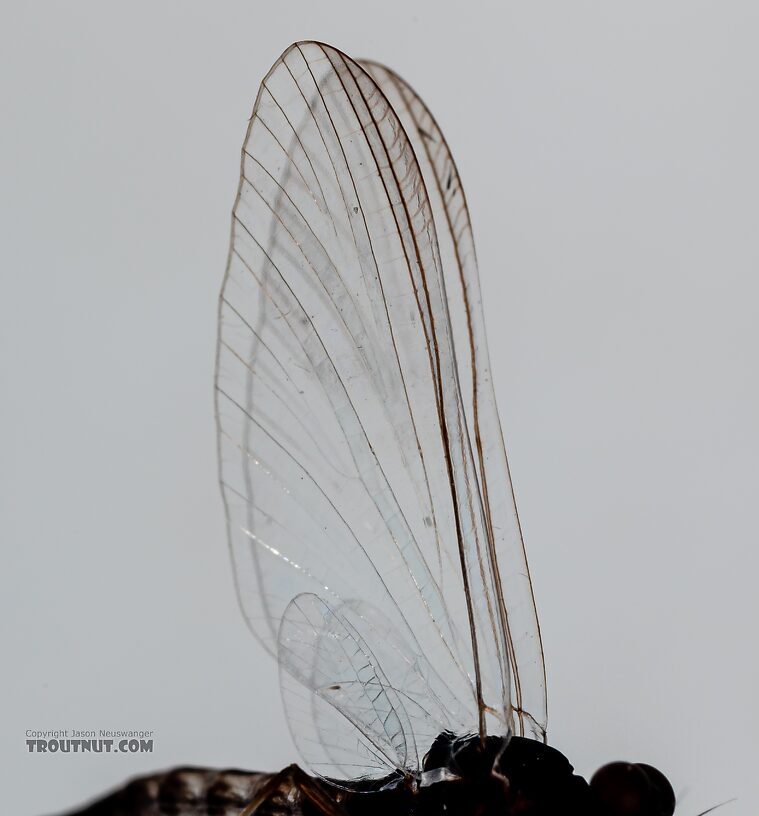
top-left (60, 41), bottom-right (675, 816)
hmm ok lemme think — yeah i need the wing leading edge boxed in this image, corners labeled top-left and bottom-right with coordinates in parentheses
top-left (359, 59), bottom-right (547, 742)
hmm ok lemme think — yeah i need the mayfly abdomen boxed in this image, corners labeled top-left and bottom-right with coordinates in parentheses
top-left (59, 767), bottom-right (274, 816)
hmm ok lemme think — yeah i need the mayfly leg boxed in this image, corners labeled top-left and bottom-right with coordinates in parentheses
top-left (241, 765), bottom-right (347, 816)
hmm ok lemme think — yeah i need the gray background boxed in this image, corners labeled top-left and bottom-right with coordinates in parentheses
top-left (1, 2), bottom-right (756, 814)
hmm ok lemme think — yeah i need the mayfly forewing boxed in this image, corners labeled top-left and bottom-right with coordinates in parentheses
top-left (360, 61), bottom-right (547, 740)
top-left (215, 40), bottom-right (501, 776)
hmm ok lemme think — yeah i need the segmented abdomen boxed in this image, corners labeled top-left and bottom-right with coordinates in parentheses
top-left (61, 767), bottom-right (274, 816)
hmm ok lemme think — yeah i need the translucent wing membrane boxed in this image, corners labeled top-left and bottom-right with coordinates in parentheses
top-left (215, 41), bottom-right (546, 779)
top-left (359, 60), bottom-right (547, 741)
top-left (278, 594), bottom-right (450, 781)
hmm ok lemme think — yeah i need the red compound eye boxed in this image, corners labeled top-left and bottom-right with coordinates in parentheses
top-left (590, 761), bottom-right (675, 816)
top-left (635, 764), bottom-right (676, 816)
